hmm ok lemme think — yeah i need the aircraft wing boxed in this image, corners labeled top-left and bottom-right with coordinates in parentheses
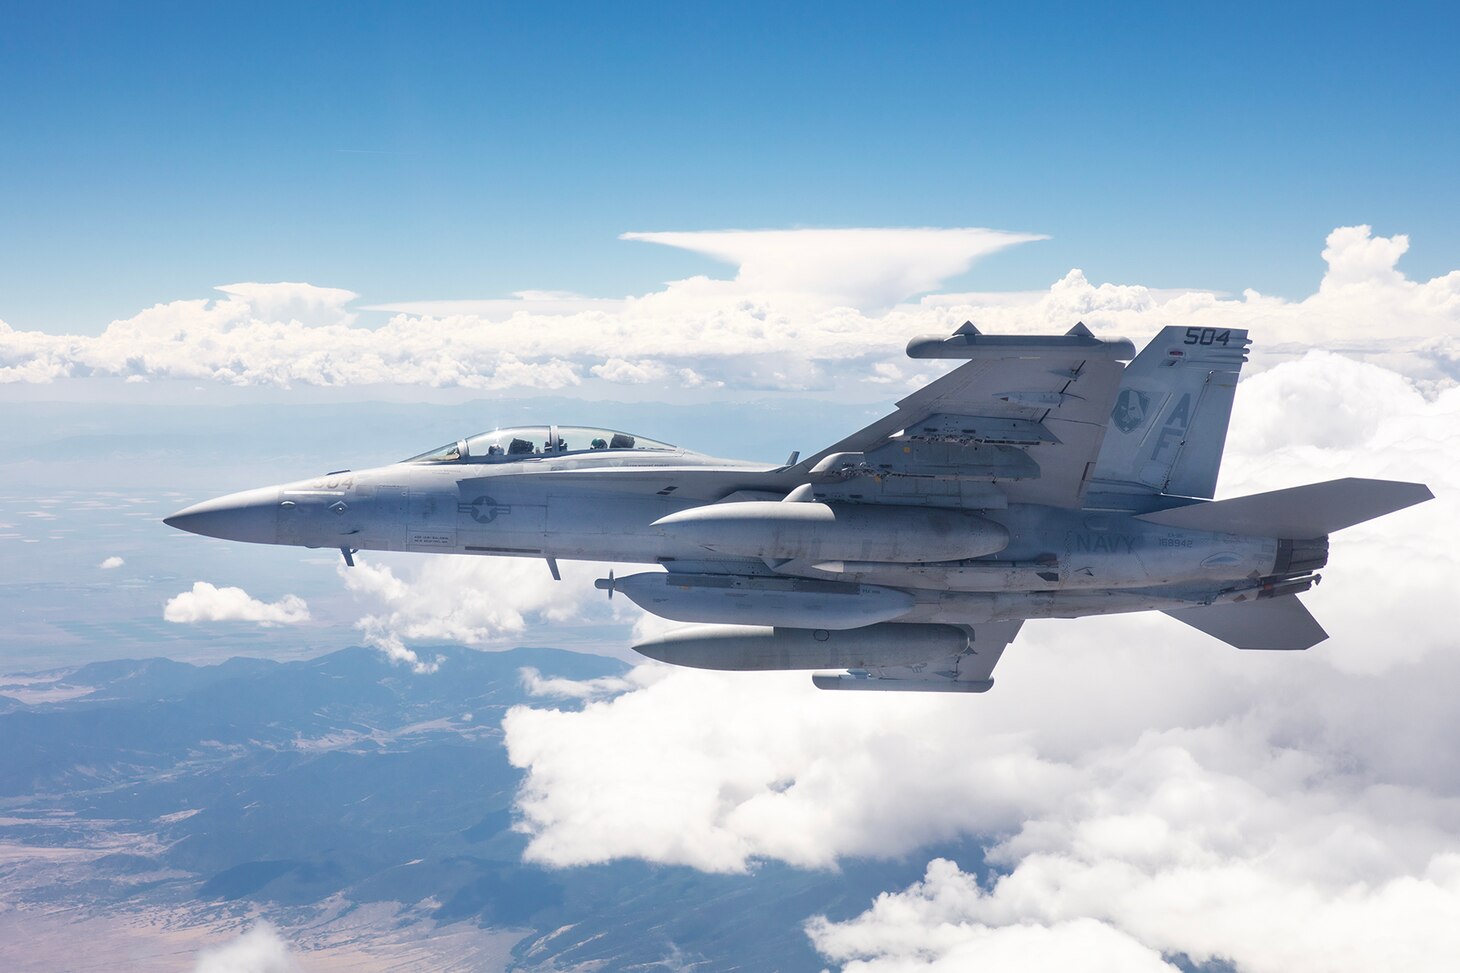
top-left (812, 621), bottom-right (1023, 693)
top-left (791, 324), bottom-right (1134, 509)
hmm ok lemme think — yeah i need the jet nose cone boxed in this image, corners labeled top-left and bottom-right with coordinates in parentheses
top-left (164, 487), bottom-right (281, 544)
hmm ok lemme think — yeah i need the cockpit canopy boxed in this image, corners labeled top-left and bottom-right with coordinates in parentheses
top-left (406, 425), bottom-right (677, 464)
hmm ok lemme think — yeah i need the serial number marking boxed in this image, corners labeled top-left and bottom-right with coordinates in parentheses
top-left (1183, 327), bottom-right (1232, 346)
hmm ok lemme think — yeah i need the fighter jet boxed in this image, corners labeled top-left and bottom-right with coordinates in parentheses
top-left (165, 324), bottom-right (1433, 692)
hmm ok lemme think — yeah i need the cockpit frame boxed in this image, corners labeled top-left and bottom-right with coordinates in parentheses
top-left (406, 424), bottom-right (677, 465)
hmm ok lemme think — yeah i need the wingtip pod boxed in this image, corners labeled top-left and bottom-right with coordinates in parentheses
top-left (633, 623), bottom-right (971, 671)
top-left (905, 321), bottom-right (1135, 360)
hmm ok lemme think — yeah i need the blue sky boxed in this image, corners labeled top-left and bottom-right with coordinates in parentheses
top-left (3, 1), bottom-right (1458, 332)
top-left (4, 6), bottom-right (1460, 968)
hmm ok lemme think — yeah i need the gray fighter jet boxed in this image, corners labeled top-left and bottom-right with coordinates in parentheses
top-left (165, 325), bottom-right (1433, 692)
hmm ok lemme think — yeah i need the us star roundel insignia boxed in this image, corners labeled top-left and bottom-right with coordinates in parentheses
top-left (459, 495), bottom-right (513, 524)
top-left (1112, 389), bottom-right (1151, 434)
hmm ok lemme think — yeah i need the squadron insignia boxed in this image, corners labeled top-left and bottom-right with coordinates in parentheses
top-left (1112, 389), bottom-right (1151, 434)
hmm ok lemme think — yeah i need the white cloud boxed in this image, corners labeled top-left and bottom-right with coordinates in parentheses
top-left (363, 290), bottom-right (626, 318)
top-left (520, 666), bottom-right (637, 700)
top-left (806, 760), bottom-right (1460, 973)
top-left (163, 582), bottom-right (311, 627)
top-left (359, 630), bottom-right (442, 676)
top-left (213, 281), bottom-right (358, 326)
top-left (340, 555), bottom-right (581, 644)
top-left (503, 667), bottom-right (1068, 873)
top-left (337, 554), bottom-right (640, 671)
top-left (493, 338), bottom-right (1459, 969)
top-left (194, 921), bottom-right (300, 973)
top-left (31, 225), bottom-right (1452, 970)
top-left (502, 350), bottom-right (1457, 873)
top-left (590, 357), bottom-right (670, 384)
top-left (810, 889), bottom-right (1179, 973)
top-left (9, 225), bottom-right (1452, 392)
top-left (98, 556), bottom-right (124, 569)
top-left (621, 227), bottom-right (1047, 310)
top-left (1219, 356), bottom-right (1459, 675)
top-left (508, 603), bottom-right (1460, 970)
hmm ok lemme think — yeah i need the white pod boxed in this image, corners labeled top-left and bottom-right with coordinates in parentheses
top-left (632, 622), bottom-right (969, 671)
top-left (653, 502), bottom-right (1008, 563)
top-left (605, 572), bottom-right (914, 629)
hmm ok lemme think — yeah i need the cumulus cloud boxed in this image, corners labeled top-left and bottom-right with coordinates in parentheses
top-left (163, 582), bottom-right (311, 627)
top-left (338, 554), bottom-right (640, 672)
top-left (37, 224), bottom-right (1451, 970)
top-left (503, 666), bottom-right (1067, 873)
top-left (194, 921), bottom-right (300, 973)
top-left (7, 225), bottom-right (1452, 391)
top-left (1219, 355), bottom-right (1458, 675)
top-left (812, 893), bottom-right (1179, 973)
top-left (98, 555), bottom-right (124, 569)
top-left (357, 630), bottom-right (442, 676)
top-left (589, 357), bottom-right (670, 384)
top-left (341, 556), bottom-right (582, 644)
top-left (520, 666), bottom-right (637, 700)
top-left (493, 340), bottom-right (1459, 969)
top-left (806, 749), bottom-right (1460, 973)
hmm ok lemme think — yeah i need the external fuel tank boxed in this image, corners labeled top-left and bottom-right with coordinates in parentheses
top-left (652, 501), bottom-right (1008, 563)
top-left (632, 622), bottom-right (970, 671)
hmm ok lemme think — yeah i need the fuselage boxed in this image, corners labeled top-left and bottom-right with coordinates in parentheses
top-left (164, 438), bottom-right (1316, 629)
top-left (162, 325), bottom-right (1424, 690)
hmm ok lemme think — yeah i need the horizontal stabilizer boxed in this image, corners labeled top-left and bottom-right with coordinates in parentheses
top-left (1164, 595), bottom-right (1328, 650)
top-left (1137, 478), bottom-right (1433, 537)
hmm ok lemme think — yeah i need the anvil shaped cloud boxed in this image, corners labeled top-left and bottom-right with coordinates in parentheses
top-left (620, 226), bottom-right (1046, 311)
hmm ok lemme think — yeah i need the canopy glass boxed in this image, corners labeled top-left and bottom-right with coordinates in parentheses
top-left (406, 425), bottom-right (676, 464)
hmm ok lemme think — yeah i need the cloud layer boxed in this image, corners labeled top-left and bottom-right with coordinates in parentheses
top-left (808, 841), bottom-right (1460, 973)
top-left (494, 347), bottom-right (1459, 970)
top-left (3, 226), bottom-right (1456, 390)
top-left (163, 582), bottom-right (311, 627)
top-left (45, 224), bottom-right (1456, 971)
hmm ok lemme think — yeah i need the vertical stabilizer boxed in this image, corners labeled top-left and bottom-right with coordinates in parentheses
top-left (1091, 325), bottom-right (1250, 499)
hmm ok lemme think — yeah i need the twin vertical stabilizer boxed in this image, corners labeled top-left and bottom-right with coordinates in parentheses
top-left (1090, 325), bottom-right (1250, 500)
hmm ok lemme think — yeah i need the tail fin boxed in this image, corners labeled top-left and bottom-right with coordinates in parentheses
top-left (1091, 326), bottom-right (1251, 499)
